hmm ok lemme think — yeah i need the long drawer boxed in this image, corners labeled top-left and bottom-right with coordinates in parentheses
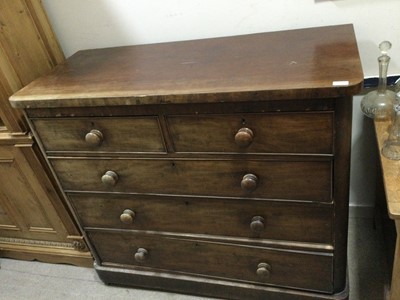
top-left (52, 158), bottom-right (332, 202)
top-left (69, 193), bottom-right (333, 244)
top-left (167, 112), bottom-right (333, 154)
top-left (88, 230), bottom-right (333, 293)
top-left (31, 117), bottom-right (166, 153)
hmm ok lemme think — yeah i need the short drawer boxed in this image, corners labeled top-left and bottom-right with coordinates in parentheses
top-left (69, 193), bottom-right (333, 244)
top-left (52, 158), bottom-right (332, 202)
top-left (88, 231), bottom-right (333, 293)
top-left (31, 117), bottom-right (166, 153)
top-left (166, 112), bottom-right (333, 154)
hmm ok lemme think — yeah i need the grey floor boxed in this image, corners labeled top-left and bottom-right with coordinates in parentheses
top-left (0, 217), bottom-right (392, 300)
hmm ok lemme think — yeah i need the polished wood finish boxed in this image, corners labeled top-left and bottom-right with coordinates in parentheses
top-left (95, 264), bottom-right (349, 300)
top-left (119, 209), bottom-right (136, 225)
top-left (32, 117), bottom-right (165, 153)
top-left (250, 216), bottom-right (266, 233)
top-left (375, 119), bottom-right (400, 300)
top-left (10, 25), bottom-right (362, 108)
top-left (134, 247), bottom-right (148, 263)
top-left (85, 129), bottom-right (104, 147)
top-left (88, 230), bottom-right (334, 292)
top-left (257, 262), bottom-right (272, 278)
top-left (0, 0), bottom-right (92, 266)
top-left (101, 170), bottom-right (119, 188)
top-left (241, 173), bottom-right (259, 192)
top-left (68, 193), bottom-right (333, 244)
top-left (51, 157), bottom-right (332, 201)
top-left (11, 25), bottom-right (362, 299)
top-left (167, 112), bottom-right (333, 154)
top-left (235, 127), bottom-right (254, 148)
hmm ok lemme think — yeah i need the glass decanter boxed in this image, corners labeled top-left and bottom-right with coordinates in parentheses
top-left (360, 41), bottom-right (396, 121)
top-left (382, 101), bottom-right (400, 160)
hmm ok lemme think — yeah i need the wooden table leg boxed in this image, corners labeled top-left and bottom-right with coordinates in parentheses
top-left (391, 221), bottom-right (400, 300)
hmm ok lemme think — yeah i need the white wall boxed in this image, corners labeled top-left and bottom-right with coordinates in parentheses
top-left (42, 0), bottom-right (400, 211)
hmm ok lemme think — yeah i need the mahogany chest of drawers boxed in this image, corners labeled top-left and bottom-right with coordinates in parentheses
top-left (10, 25), bottom-right (363, 299)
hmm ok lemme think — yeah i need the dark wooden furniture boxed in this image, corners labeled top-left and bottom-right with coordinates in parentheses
top-left (10, 24), bottom-right (363, 299)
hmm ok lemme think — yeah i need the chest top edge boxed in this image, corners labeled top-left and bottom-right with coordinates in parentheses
top-left (10, 24), bottom-right (363, 109)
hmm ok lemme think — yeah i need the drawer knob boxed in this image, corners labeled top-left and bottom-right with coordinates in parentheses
top-left (241, 173), bottom-right (258, 192)
top-left (134, 248), bottom-right (148, 263)
top-left (120, 209), bottom-right (135, 224)
top-left (85, 129), bottom-right (103, 146)
top-left (235, 128), bottom-right (254, 148)
top-left (256, 262), bottom-right (271, 278)
top-left (101, 170), bottom-right (119, 187)
top-left (250, 216), bottom-right (265, 232)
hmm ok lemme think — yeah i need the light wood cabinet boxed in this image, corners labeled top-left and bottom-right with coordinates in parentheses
top-left (0, 0), bottom-right (92, 266)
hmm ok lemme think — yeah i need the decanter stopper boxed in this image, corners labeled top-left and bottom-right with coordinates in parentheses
top-left (379, 40), bottom-right (392, 55)
top-left (360, 41), bottom-right (396, 120)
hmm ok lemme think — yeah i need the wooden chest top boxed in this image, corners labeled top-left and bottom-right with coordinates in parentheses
top-left (10, 24), bottom-right (363, 108)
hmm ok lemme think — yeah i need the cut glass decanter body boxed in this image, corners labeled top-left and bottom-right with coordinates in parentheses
top-left (360, 41), bottom-right (396, 121)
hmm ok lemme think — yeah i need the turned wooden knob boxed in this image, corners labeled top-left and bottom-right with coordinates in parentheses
top-left (241, 174), bottom-right (258, 192)
top-left (101, 170), bottom-right (119, 187)
top-left (134, 248), bottom-right (148, 262)
top-left (256, 262), bottom-right (271, 278)
top-left (250, 216), bottom-right (265, 232)
top-left (85, 129), bottom-right (103, 146)
top-left (235, 128), bottom-right (254, 148)
top-left (120, 209), bottom-right (135, 224)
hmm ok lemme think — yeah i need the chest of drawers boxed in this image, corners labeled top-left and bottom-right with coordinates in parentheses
top-left (10, 25), bottom-right (363, 299)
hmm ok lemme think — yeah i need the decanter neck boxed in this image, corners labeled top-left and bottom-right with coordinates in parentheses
top-left (378, 54), bottom-right (390, 94)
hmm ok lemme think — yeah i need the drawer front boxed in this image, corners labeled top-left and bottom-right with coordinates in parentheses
top-left (32, 117), bottom-right (166, 153)
top-left (70, 193), bottom-right (333, 244)
top-left (167, 112), bottom-right (333, 154)
top-left (52, 158), bottom-right (332, 202)
top-left (89, 231), bottom-right (333, 292)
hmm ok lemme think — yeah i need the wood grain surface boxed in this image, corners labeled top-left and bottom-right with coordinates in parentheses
top-left (10, 24), bottom-right (363, 108)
